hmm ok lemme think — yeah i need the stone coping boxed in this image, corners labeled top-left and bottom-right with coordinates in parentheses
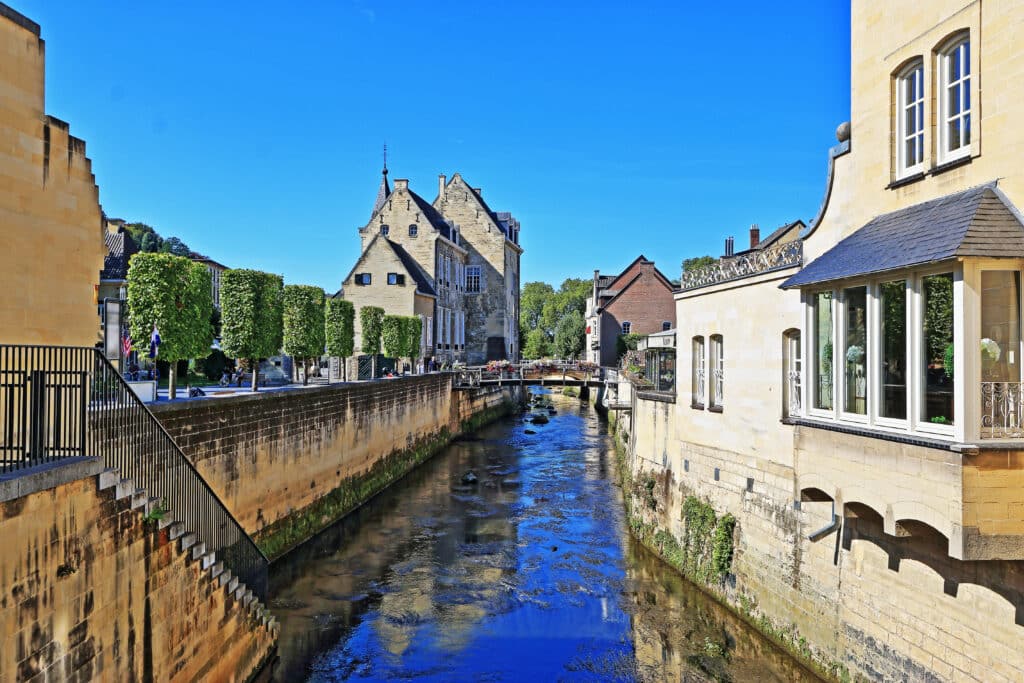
top-left (0, 456), bottom-right (103, 502)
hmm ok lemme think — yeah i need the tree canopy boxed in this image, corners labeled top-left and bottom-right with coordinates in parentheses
top-left (126, 252), bottom-right (213, 398)
top-left (539, 278), bottom-right (591, 337)
top-left (522, 327), bottom-right (551, 359)
top-left (283, 285), bottom-right (325, 383)
top-left (401, 316), bottom-right (423, 362)
top-left (381, 315), bottom-right (403, 359)
top-left (553, 310), bottom-right (586, 359)
top-left (325, 298), bottom-right (355, 359)
top-left (220, 269), bottom-right (284, 390)
top-left (359, 306), bottom-right (385, 356)
top-left (521, 282), bottom-right (555, 332)
top-left (682, 255), bottom-right (716, 272)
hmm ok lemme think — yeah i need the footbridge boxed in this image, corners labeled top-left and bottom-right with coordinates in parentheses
top-left (451, 361), bottom-right (610, 389)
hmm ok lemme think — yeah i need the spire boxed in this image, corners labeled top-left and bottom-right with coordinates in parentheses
top-left (370, 144), bottom-right (391, 220)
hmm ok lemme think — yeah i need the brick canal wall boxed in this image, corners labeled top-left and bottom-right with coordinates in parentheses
top-left (620, 393), bottom-right (1024, 682)
top-left (0, 459), bottom-right (276, 682)
top-left (151, 375), bottom-right (522, 559)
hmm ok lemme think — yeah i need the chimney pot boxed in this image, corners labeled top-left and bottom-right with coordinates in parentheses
top-left (750, 224), bottom-right (760, 249)
top-left (438, 174), bottom-right (446, 198)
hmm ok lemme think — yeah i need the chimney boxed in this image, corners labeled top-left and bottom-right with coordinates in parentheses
top-left (725, 236), bottom-right (735, 257)
top-left (749, 224), bottom-right (760, 249)
top-left (438, 174), bottom-right (446, 198)
top-left (394, 179), bottom-right (409, 191)
top-left (474, 187), bottom-right (483, 196)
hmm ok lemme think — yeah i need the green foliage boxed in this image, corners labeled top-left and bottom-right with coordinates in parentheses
top-left (943, 342), bottom-right (955, 379)
top-left (325, 298), bottom-right (355, 359)
top-left (553, 310), bottom-right (586, 359)
top-left (381, 315), bottom-right (403, 358)
top-left (682, 254), bottom-right (716, 272)
top-left (143, 498), bottom-right (169, 524)
top-left (402, 316), bottom-right (423, 359)
top-left (712, 513), bottom-right (737, 578)
top-left (359, 306), bottom-right (385, 355)
top-left (923, 273), bottom-right (954, 365)
top-left (523, 328), bottom-right (551, 359)
top-left (126, 252), bottom-right (213, 364)
top-left (124, 221), bottom-right (192, 256)
top-left (615, 333), bottom-right (644, 359)
top-left (521, 281), bottom-right (555, 331)
top-left (282, 285), bottom-right (326, 358)
top-left (161, 236), bottom-right (191, 257)
top-left (540, 278), bottom-right (591, 337)
top-left (220, 269), bottom-right (284, 361)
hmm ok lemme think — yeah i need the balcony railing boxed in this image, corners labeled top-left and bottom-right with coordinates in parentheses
top-left (981, 381), bottom-right (1024, 439)
top-left (681, 239), bottom-right (803, 291)
top-left (0, 345), bottom-right (267, 600)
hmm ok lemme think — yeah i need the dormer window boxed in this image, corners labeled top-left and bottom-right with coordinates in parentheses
top-left (895, 60), bottom-right (924, 177)
top-left (938, 34), bottom-right (971, 162)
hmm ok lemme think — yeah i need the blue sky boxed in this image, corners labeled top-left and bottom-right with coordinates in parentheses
top-left (18, 0), bottom-right (850, 290)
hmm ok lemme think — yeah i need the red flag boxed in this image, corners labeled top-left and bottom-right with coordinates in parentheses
top-left (122, 328), bottom-right (132, 356)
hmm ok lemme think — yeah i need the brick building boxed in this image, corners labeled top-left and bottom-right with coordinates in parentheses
top-left (585, 255), bottom-right (676, 367)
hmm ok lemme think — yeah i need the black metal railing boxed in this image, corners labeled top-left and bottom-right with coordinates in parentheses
top-left (0, 344), bottom-right (267, 601)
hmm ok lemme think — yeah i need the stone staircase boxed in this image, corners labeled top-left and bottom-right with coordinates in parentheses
top-left (98, 467), bottom-right (278, 634)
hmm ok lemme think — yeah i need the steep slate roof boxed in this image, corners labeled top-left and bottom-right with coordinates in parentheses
top-left (370, 170), bottom-right (391, 221)
top-left (100, 231), bottom-right (138, 281)
top-left (387, 240), bottom-right (436, 297)
top-left (407, 189), bottom-right (453, 240)
top-left (782, 183), bottom-right (1024, 289)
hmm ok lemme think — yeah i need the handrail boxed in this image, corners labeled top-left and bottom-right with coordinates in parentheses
top-left (0, 344), bottom-right (268, 600)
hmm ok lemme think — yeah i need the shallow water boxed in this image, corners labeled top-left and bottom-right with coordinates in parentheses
top-left (268, 391), bottom-right (820, 682)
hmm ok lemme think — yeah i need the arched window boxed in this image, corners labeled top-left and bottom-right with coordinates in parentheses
top-left (937, 32), bottom-right (971, 162)
top-left (691, 336), bottom-right (706, 408)
top-left (894, 59), bottom-right (924, 176)
top-left (783, 329), bottom-right (802, 418)
top-left (710, 335), bottom-right (724, 410)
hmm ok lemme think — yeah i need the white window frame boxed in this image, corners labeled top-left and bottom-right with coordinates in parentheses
top-left (937, 34), bottom-right (971, 163)
top-left (622, 321), bottom-right (631, 335)
top-left (784, 330), bottom-right (802, 418)
top-left (895, 61), bottom-right (925, 177)
top-left (807, 291), bottom-right (835, 419)
top-left (710, 334), bottom-right (724, 409)
top-left (692, 336), bottom-right (706, 407)
top-left (838, 285), bottom-right (870, 424)
top-left (872, 279), bottom-right (912, 430)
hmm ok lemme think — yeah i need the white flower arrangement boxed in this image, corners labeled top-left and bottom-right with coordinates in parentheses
top-left (846, 345), bottom-right (865, 363)
top-left (981, 338), bottom-right (1002, 363)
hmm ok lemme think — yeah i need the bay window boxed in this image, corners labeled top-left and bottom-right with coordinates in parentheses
top-left (922, 273), bottom-right (955, 426)
top-left (880, 280), bottom-right (908, 420)
top-left (842, 286), bottom-right (868, 415)
top-left (812, 291), bottom-right (834, 411)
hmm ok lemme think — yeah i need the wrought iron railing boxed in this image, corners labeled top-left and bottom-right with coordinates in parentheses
top-left (981, 381), bottom-right (1024, 439)
top-left (681, 239), bottom-right (803, 291)
top-left (0, 345), bottom-right (267, 600)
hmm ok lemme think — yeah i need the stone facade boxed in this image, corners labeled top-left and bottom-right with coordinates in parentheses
top-left (0, 7), bottom-right (104, 346)
top-left (586, 256), bottom-right (676, 367)
top-left (151, 375), bottom-right (522, 559)
top-left (433, 173), bottom-right (522, 363)
top-left (0, 460), bottom-right (276, 682)
top-left (619, 1), bottom-right (1024, 680)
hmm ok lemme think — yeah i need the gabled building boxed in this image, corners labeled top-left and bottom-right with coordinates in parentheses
top-left (189, 252), bottom-right (228, 310)
top-left (98, 218), bottom-right (138, 307)
top-left (585, 255), bottom-right (676, 367)
top-left (434, 172), bottom-right (522, 362)
top-left (339, 166), bottom-right (522, 367)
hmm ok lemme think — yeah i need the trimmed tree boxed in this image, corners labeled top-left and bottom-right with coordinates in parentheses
top-left (282, 285), bottom-right (325, 385)
top-left (402, 316), bottom-right (423, 372)
top-left (126, 252), bottom-right (214, 400)
top-left (381, 315), bottom-right (403, 372)
top-left (359, 306), bottom-right (385, 378)
top-left (220, 269), bottom-right (284, 391)
top-left (325, 298), bottom-right (355, 381)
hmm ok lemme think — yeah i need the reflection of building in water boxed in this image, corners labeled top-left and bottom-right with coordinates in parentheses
top-left (624, 539), bottom-right (818, 683)
top-left (373, 438), bottom-right (520, 656)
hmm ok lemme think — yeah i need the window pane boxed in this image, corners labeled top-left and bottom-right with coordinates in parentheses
top-left (963, 41), bottom-right (970, 76)
top-left (948, 119), bottom-right (961, 150)
top-left (905, 107), bottom-right (917, 135)
top-left (843, 287), bottom-right (868, 415)
top-left (964, 113), bottom-right (971, 145)
top-left (923, 273), bottom-right (955, 425)
top-left (814, 291), bottom-right (833, 410)
top-left (981, 271), bottom-right (1020, 383)
top-left (881, 281), bottom-right (907, 419)
top-left (949, 83), bottom-right (961, 116)
top-left (950, 48), bottom-right (960, 81)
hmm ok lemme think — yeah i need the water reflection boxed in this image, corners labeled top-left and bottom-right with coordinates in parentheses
top-left (268, 392), bottom-right (819, 682)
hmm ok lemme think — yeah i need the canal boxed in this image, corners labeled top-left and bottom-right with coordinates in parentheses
top-left (268, 390), bottom-right (820, 682)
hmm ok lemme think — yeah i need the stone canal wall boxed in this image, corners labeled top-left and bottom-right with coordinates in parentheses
top-left (0, 459), bottom-right (276, 682)
top-left (619, 391), bottom-right (1024, 682)
top-left (151, 375), bottom-right (521, 559)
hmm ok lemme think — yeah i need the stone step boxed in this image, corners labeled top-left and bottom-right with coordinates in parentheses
top-left (227, 576), bottom-right (239, 594)
top-left (98, 468), bottom-right (121, 491)
top-left (169, 522), bottom-right (185, 540)
top-left (233, 585), bottom-right (245, 601)
top-left (130, 490), bottom-right (148, 510)
top-left (180, 533), bottom-right (197, 552)
top-left (157, 513), bottom-right (176, 530)
top-left (209, 561), bottom-right (224, 579)
top-left (191, 542), bottom-right (206, 560)
top-left (200, 551), bottom-right (216, 570)
top-left (218, 569), bottom-right (233, 587)
top-left (114, 479), bottom-right (136, 500)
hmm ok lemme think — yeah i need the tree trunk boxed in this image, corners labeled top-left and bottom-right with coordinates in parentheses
top-left (169, 362), bottom-right (177, 400)
top-left (343, 357), bottom-right (347, 382)
top-left (251, 359), bottom-right (258, 392)
top-left (303, 356), bottom-right (309, 385)
top-left (371, 354), bottom-right (377, 380)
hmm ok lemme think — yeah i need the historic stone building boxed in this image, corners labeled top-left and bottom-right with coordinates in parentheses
top-left (623, 1), bottom-right (1024, 680)
top-left (341, 168), bottom-right (521, 366)
top-left (433, 172), bottom-right (522, 363)
top-left (585, 255), bottom-right (676, 367)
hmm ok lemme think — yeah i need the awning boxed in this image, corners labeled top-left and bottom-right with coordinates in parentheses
top-left (781, 183), bottom-right (1024, 289)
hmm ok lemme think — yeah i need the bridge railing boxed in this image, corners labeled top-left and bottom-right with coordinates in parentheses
top-left (0, 344), bottom-right (268, 600)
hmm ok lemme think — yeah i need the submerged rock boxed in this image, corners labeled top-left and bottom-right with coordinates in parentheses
top-left (530, 414), bottom-right (549, 425)
top-left (524, 429), bottom-right (537, 435)
top-left (461, 470), bottom-right (479, 485)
